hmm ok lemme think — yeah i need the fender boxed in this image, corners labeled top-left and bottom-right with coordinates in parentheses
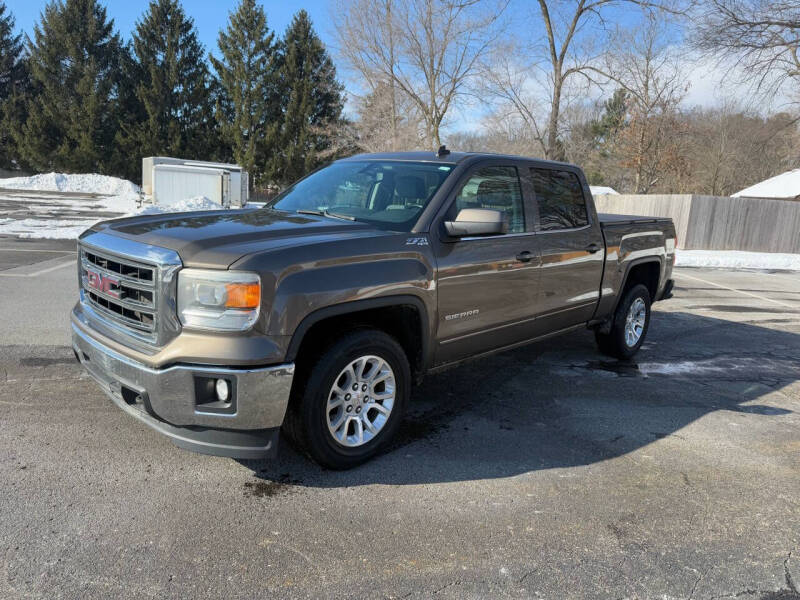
top-left (284, 295), bottom-right (431, 367)
top-left (614, 256), bottom-right (664, 312)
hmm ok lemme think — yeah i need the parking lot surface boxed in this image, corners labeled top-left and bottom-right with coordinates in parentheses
top-left (1, 237), bottom-right (799, 599)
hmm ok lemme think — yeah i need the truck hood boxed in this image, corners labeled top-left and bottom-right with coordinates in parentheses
top-left (91, 208), bottom-right (384, 268)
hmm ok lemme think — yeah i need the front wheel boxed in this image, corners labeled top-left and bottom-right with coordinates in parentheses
top-left (595, 283), bottom-right (652, 360)
top-left (284, 329), bottom-right (410, 469)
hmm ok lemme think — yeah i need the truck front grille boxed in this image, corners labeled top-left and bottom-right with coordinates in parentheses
top-left (80, 247), bottom-right (158, 335)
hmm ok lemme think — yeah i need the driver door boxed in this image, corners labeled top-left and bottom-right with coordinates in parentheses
top-left (434, 163), bottom-right (541, 365)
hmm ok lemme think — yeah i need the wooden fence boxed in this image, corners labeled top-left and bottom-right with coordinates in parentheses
top-left (594, 194), bottom-right (800, 254)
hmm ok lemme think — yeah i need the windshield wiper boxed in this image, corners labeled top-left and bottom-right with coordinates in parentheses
top-left (296, 209), bottom-right (356, 221)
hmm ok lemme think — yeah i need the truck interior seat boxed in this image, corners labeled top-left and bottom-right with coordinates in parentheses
top-left (388, 176), bottom-right (426, 210)
top-left (476, 179), bottom-right (523, 232)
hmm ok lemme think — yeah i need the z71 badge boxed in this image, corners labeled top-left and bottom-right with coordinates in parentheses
top-left (405, 237), bottom-right (429, 246)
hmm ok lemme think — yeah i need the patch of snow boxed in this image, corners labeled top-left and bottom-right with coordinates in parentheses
top-left (637, 360), bottom-right (728, 376)
top-left (137, 196), bottom-right (222, 215)
top-left (675, 250), bottom-right (800, 271)
top-left (0, 172), bottom-right (140, 197)
top-left (590, 186), bottom-right (619, 196)
top-left (0, 218), bottom-right (97, 240)
top-left (732, 168), bottom-right (800, 199)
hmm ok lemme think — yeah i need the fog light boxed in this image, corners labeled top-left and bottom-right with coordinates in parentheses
top-left (215, 378), bottom-right (230, 402)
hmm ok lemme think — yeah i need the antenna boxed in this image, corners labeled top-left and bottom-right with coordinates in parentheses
top-left (436, 145), bottom-right (450, 158)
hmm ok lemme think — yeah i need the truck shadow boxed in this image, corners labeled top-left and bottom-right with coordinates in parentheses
top-left (243, 310), bottom-right (800, 488)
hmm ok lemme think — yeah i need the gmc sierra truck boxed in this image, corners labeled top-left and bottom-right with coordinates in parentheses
top-left (72, 151), bottom-right (676, 469)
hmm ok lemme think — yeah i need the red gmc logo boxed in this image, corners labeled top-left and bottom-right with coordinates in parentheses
top-left (86, 269), bottom-right (120, 299)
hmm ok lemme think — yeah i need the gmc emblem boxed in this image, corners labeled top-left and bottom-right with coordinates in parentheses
top-left (86, 268), bottom-right (121, 299)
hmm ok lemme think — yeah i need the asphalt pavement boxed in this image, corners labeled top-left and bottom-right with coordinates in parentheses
top-left (1, 237), bottom-right (799, 599)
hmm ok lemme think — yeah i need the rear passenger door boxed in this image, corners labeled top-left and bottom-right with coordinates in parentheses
top-left (434, 163), bottom-right (541, 365)
top-left (529, 167), bottom-right (605, 332)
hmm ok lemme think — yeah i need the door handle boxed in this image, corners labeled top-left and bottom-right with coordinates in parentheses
top-left (585, 243), bottom-right (601, 254)
top-left (516, 250), bottom-right (533, 263)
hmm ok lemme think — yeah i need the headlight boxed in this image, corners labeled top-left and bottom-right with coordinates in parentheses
top-left (177, 269), bottom-right (260, 331)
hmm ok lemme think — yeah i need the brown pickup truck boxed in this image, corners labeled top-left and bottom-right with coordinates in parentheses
top-left (72, 151), bottom-right (676, 469)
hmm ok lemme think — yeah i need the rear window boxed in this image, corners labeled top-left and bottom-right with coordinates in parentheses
top-left (530, 168), bottom-right (589, 230)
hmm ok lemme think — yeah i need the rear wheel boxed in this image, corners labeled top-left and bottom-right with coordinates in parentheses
top-left (284, 329), bottom-right (410, 469)
top-left (595, 283), bottom-right (651, 360)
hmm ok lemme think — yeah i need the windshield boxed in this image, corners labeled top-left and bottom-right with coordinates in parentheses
top-left (269, 160), bottom-right (454, 231)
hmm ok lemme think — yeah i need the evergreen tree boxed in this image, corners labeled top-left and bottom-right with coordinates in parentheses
top-left (0, 2), bottom-right (23, 103)
top-left (108, 43), bottom-right (145, 181)
top-left (268, 10), bottom-right (344, 185)
top-left (210, 0), bottom-right (279, 189)
top-left (15, 0), bottom-right (122, 173)
top-left (120, 0), bottom-right (215, 164)
top-left (591, 89), bottom-right (628, 150)
top-left (0, 2), bottom-right (26, 169)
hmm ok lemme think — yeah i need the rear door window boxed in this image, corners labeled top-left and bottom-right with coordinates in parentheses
top-left (530, 168), bottom-right (589, 230)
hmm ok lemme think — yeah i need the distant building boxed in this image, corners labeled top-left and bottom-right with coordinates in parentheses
top-left (733, 169), bottom-right (800, 200)
top-left (590, 186), bottom-right (619, 196)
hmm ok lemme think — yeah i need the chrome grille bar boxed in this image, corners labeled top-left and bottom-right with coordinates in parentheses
top-left (77, 231), bottom-right (183, 352)
top-left (80, 246), bottom-right (158, 335)
top-left (79, 256), bottom-right (155, 292)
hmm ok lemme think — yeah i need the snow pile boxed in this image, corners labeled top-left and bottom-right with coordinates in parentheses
top-left (675, 249), bottom-right (800, 271)
top-left (0, 172), bottom-right (229, 239)
top-left (590, 186), bottom-right (619, 196)
top-left (1, 172), bottom-right (140, 197)
top-left (732, 168), bottom-right (800, 199)
top-left (137, 196), bottom-right (222, 215)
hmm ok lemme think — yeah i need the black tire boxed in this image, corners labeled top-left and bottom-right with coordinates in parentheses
top-left (595, 283), bottom-right (652, 360)
top-left (283, 329), bottom-right (410, 469)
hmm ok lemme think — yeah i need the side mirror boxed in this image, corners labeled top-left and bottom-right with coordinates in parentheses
top-left (444, 208), bottom-right (508, 238)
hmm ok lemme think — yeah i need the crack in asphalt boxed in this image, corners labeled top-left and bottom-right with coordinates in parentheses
top-left (689, 567), bottom-right (712, 600)
top-left (786, 551), bottom-right (798, 594)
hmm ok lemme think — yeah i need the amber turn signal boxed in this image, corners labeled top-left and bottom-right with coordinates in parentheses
top-left (224, 282), bottom-right (260, 309)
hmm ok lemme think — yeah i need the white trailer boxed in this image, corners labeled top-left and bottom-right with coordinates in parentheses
top-left (142, 157), bottom-right (249, 208)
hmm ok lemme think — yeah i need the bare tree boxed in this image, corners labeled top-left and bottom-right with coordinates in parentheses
top-left (600, 14), bottom-right (689, 192)
top-left (482, 0), bottom-right (686, 160)
top-left (693, 1), bottom-right (800, 101)
top-left (352, 80), bottom-right (426, 152)
top-left (680, 105), bottom-right (799, 195)
top-left (334, 0), bottom-right (506, 150)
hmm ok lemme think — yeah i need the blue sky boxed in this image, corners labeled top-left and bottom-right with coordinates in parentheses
top-left (4, 1), bottom-right (737, 124)
top-left (6, 1), bottom-right (336, 53)
top-left (6, 1), bottom-right (653, 61)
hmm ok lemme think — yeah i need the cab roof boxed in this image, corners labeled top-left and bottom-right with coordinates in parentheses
top-left (339, 151), bottom-right (576, 169)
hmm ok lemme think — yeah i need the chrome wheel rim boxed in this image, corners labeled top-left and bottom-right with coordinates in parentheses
top-left (624, 297), bottom-right (647, 347)
top-left (326, 355), bottom-right (396, 448)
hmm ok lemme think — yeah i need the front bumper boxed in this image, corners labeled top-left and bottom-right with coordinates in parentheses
top-left (72, 323), bottom-right (295, 459)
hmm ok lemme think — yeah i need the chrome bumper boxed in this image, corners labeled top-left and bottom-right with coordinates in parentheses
top-left (71, 323), bottom-right (295, 459)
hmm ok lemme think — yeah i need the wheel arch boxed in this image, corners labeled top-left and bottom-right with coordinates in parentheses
top-left (616, 258), bottom-right (662, 309)
top-left (285, 295), bottom-right (431, 381)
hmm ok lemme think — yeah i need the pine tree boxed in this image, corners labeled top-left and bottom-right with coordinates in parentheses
top-left (210, 0), bottom-right (279, 189)
top-left (108, 43), bottom-right (145, 181)
top-left (268, 10), bottom-right (344, 185)
top-left (0, 2), bottom-right (26, 169)
top-left (120, 0), bottom-right (215, 164)
top-left (591, 89), bottom-right (628, 150)
top-left (0, 2), bottom-right (23, 103)
top-left (14, 0), bottom-right (122, 173)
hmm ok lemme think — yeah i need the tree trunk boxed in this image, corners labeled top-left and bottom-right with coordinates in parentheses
top-left (387, 0), bottom-right (398, 150)
top-left (635, 125), bottom-right (646, 193)
top-left (546, 75), bottom-right (562, 160)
